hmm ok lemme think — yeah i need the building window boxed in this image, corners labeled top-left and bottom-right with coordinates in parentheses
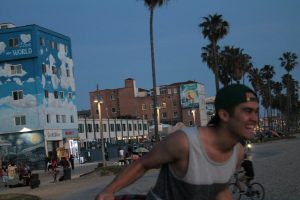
top-left (12, 90), bottom-right (23, 100)
top-left (9, 37), bottom-right (19, 47)
top-left (139, 124), bottom-right (142, 131)
top-left (122, 124), bottom-right (126, 131)
top-left (64, 45), bottom-right (68, 53)
top-left (161, 102), bottom-right (166, 108)
top-left (172, 101), bottom-right (177, 107)
top-left (52, 66), bottom-right (57, 75)
top-left (56, 115), bottom-right (60, 123)
top-left (68, 92), bottom-right (73, 99)
top-left (78, 124), bottom-right (84, 133)
top-left (40, 37), bottom-right (45, 46)
top-left (46, 114), bottom-right (51, 123)
top-left (159, 88), bottom-right (167, 95)
top-left (142, 104), bottom-right (146, 110)
top-left (173, 88), bottom-right (177, 94)
top-left (134, 124), bottom-right (137, 131)
top-left (128, 124), bottom-right (132, 131)
top-left (10, 64), bottom-right (22, 75)
top-left (116, 124), bottom-right (121, 131)
top-left (70, 115), bottom-right (74, 123)
top-left (44, 90), bottom-right (49, 98)
top-left (112, 107), bottom-right (116, 113)
top-left (95, 124), bottom-right (99, 132)
top-left (62, 115), bottom-right (66, 123)
top-left (162, 112), bottom-right (167, 118)
top-left (103, 124), bottom-right (107, 132)
top-left (87, 124), bottom-right (93, 132)
top-left (59, 91), bottom-right (64, 99)
top-left (42, 64), bottom-right (47, 74)
top-left (66, 69), bottom-right (70, 77)
top-left (110, 124), bottom-right (115, 131)
top-left (110, 94), bottom-right (116, 100)
top-left (173, 111), bottom-right (178, 118)
top-left (49, 40), bottom-right (55, 49)
top-left (15, 115), bottom-right (26, 125)
top-left (143, 123), bottom-right (147, 130)
top-left (150, 104), bottom-right (154, 109)
top-left (168, 89), bottom-right (172, 94)
top-left (54, 91), bottom-right (58, 99)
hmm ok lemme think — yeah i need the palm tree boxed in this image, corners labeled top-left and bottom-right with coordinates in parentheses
top-left (143, 0), bottom-right (169, 141)
top-left (199, 14), bottom-right (229, 91)
top-left (279, 52), bottom-right (298, 133)
top-left (219, 46), bottom-right (252, 84)
top-left (248, 67), bottom-right (262, 95)
top-left (260, 65), bottom-right (275, 129)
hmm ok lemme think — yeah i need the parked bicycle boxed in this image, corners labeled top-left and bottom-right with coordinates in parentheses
top-left (229, 171), bottom-right (265, 200)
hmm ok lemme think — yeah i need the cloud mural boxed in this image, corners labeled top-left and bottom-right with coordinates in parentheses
top-left (0, 41), bottom-right (6, 54)
top-left (0, 63), bottom-right (27, 77)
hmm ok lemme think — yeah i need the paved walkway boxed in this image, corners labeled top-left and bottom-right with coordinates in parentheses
top-left (0, 160), bottom-right (100, 192)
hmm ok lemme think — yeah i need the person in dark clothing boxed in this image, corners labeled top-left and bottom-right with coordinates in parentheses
top-left (44, 156), bottom-right (49, 172)
top-left (59, 157), bottom-right (70, 181)
top-left (238, 155), bottom-right (255, 193)
top-left (69, 154), bottom-right (75, 170)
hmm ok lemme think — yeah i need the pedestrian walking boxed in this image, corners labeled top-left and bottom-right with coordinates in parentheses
top-left (95, 84), bottom-right (259, 200)
top-left (69, 154), bottom-right (75, 170)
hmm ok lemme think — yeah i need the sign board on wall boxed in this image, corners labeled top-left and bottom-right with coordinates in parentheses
top-left (44, 129), bottom-right (62, 141)
top-left (180, 83), bottom-right (200, 109)
top-left (63, 129), bottom-right (78, 138)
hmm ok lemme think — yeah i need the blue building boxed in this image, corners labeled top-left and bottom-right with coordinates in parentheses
top-left (0, 23), bottom-right (78, 169)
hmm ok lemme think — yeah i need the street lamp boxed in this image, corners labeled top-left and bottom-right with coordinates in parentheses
top-left (191, 109), bottom-right (196, 126)
top-left (94, 94), bottom-right (106, 167)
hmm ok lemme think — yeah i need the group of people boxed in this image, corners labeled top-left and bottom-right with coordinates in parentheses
top-left (44, 154), bottom-right (75, 182)
top-left (1, 161), bottom-right (31, 187)
top-left (96, 84), bottom-right (259, 200)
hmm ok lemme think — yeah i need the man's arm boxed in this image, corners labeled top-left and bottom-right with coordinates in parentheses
top-left (95, 130), bottom-right (189, 200)
top-left (216, 185), bottom-right (233, 200)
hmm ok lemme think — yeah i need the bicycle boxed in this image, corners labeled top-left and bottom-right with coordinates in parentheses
top-left (229, 171), bottom-right (265, 200)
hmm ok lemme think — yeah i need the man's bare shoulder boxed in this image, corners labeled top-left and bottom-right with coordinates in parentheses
top-left (163, 129), bottom-right (189, 153)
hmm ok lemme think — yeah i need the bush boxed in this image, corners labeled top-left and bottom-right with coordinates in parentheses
top-left (95, 165), bottom-right (124, 176)
top-left (0, 194), bottom-right (41, 200)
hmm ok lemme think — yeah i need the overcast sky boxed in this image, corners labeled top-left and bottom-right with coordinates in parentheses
top-left (1, 0), bottom-right (299, 110)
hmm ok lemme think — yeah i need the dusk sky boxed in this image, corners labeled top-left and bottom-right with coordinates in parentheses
top-left (1, 0), bottom-right (299, 110)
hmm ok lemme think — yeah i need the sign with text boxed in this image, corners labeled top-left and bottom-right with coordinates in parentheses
top-left (44, 129), bottom-right (62, 141)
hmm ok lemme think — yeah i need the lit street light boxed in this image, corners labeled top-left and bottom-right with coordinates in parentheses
top-left (191, 109), bottom-right (196, 126)
top-left (94, 94), bottom-right (106, 167)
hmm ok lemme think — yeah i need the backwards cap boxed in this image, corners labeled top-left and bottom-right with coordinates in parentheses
top-left (215, 84), bottom-right (258, 111)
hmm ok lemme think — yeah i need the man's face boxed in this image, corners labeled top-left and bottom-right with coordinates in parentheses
top-left (227, 93), bottom-right (259, 140)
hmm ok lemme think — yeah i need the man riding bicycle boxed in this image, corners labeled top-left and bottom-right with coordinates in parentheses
top-left (239, 153), bottom-right (255, 193)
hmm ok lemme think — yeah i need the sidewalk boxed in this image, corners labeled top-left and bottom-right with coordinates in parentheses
top-left (0, 161), bottom-right (100, 192)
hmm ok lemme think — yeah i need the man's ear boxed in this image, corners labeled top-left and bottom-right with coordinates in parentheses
top-left (218, 109), bottom-right (230, 122)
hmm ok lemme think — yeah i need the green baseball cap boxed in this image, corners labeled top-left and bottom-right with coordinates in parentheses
top-left (215, 84), bottom-right (258, 111)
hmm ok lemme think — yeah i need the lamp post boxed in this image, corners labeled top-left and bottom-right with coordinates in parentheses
top-left (191, 109), bottom-right (196, 126)
top-left (94, 94), bottom-right (106, 167)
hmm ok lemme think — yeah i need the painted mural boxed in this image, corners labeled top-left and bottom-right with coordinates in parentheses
top-left (0, 25), bottom-right (78, 134)
top-left (180, 83), bottom-right (200, 109)
top-left (0, 131), bottom-right (45, 169)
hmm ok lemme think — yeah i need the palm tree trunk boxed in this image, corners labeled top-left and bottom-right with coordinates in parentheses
top-left (150, 7), bottom-right (159, 141)
top-left (212, 41), bottom-right (220, 91)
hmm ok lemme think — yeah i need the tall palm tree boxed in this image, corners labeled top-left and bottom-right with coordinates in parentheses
top-left (248, 67), bottom-right (262, 95)
top-left (279, 52), bottom-right (298, 133)
top-left (219, 46), bottom-right (252, 84)
top-left (199, 14), bottom-right (229, 91)
top-left (143, 0), bottom-right (169, 141)
top-left (260, 65), bottom-right (275, 129)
